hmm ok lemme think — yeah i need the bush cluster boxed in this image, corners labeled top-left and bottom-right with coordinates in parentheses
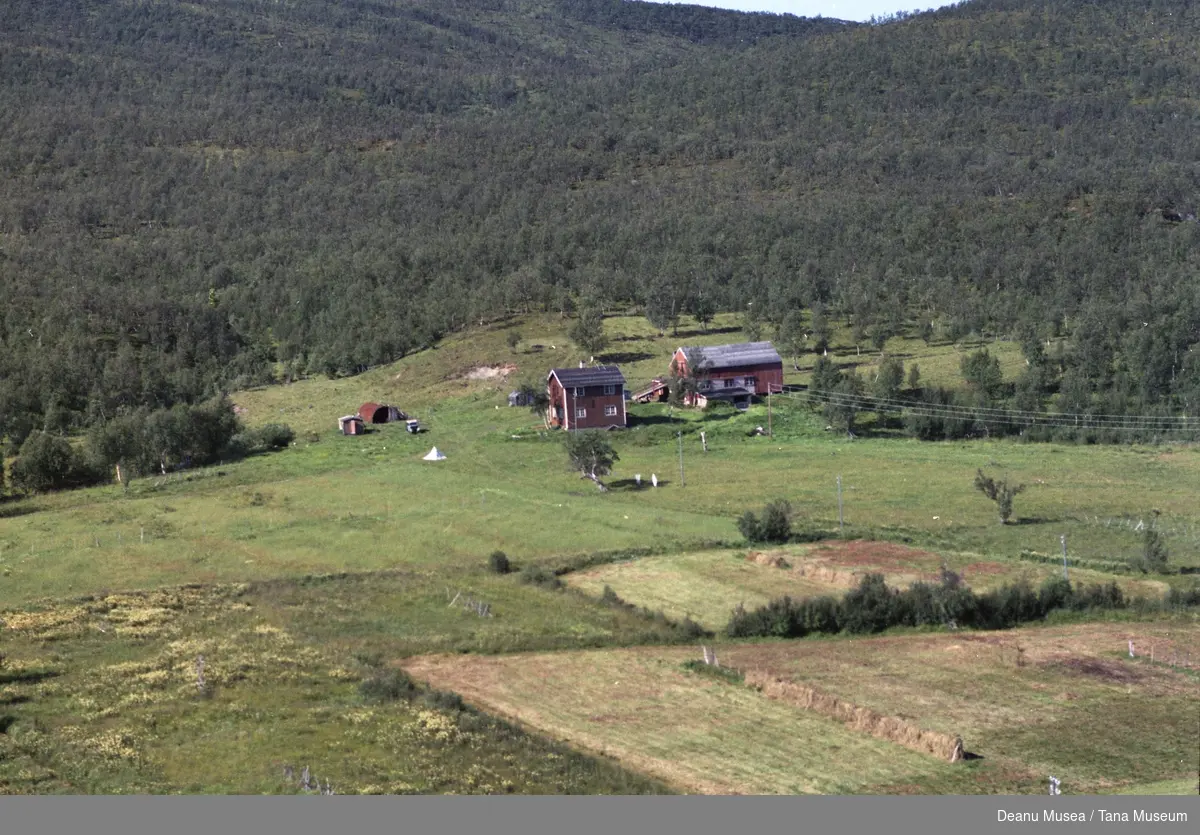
top-left (487, 550), bottom-right (512, 575)
top-left (726, 572), bottom-right (1157, 639)
top-left (357, 667), bottom-right (465, 713)
top-left (737, 499), bottom-right (793, 543)
top-left (518, 564), bottom-right (563, 590)
top-left (226, 423), bottom-right (295, 457)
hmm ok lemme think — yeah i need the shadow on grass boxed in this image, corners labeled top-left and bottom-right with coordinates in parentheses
top-left (607, 478), bottom-right (670, 491)
top-left (0, 669), bottom-right (60, 686)
top-left (0, 501), bottom-right (42, 519)
top-left (627, 414), bottom-right (686, 427)
top-left (672, 325), bottom-right (742, 339)
top-left (0, 715), bottom-right (16, 734)
top-left (1012, 517), bottom-right (1058, 526)
top-left (597, 351), bottom-right (656, 365)
top-left (0, 693), bottom-right (32, 706)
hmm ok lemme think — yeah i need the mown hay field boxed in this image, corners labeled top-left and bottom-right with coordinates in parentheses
top-left (403, 649), bottom-right (960, 795)
top-left (405, 618), bottom-right (1200, 795)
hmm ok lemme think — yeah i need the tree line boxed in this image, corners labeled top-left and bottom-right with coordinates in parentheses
top-left (2, 397), bottom-right (292, 496)
top-left (0, 0), bottom-right (1197, 445)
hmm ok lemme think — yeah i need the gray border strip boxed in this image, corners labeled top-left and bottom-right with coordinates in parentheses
top-left (0, 795), bottom-right (1195, 835)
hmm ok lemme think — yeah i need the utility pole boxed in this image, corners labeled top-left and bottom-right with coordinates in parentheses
top-left (678, 431), bottom-right (685, 487)
top-left (1060, 534), bottom-right (1069, 581)
top-left (768, 390), bottom-right (773, 437)
top-left (837, 475), bottom-right (844, 531)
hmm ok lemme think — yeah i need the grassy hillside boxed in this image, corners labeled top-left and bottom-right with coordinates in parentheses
top-left (1, 315), bottom-right (1197, 794)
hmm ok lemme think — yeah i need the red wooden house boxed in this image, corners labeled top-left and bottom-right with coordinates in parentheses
top-left (670, 342), bottom-right (784, 409)
top-left (546, 366), bottom-right (627, 431)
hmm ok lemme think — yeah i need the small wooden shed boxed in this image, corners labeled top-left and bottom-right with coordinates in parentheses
top-left (339, 415), bottom-right (366, 436)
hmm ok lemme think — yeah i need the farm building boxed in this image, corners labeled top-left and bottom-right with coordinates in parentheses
top-left (359, 402), bottom-right (405, 424)
top-left (508, 389), bottom-right (532, 407)
top-left (670, 342), bottom-right (784, 410)
top-left (338, 415), bottom-right (365, 435)
top-left (547, 366), bottom-right (627, 431)
top-left (631, 378), bottom-right (670, 404)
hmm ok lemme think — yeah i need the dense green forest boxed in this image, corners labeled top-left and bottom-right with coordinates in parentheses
top-left (2, 0), bottom-right (1199, 447)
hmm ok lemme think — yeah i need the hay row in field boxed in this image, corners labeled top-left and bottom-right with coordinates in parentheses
top-left (743, 670), bottom-right (964, 763)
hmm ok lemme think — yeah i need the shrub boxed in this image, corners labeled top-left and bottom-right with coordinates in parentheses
top-left (839, 573), bottom-right (897, 634)
top-left (227, 423), bottom-right (295, 457)
top-left (1072, 581), bottom-right (1125, 610)
top-left (973, 469), bottom-right (1025, 524)
top-left (488, 550), bottom-right (512, 575)
top-left (725, 573), bottom-right (1160, 639)
top-left (737, 499), bottom-right (792, 543)
top-left (359, 669), bottom-right (417, 703)
top-left (759, 499), bottom-right (793, 543)
top-left (795, 595), bottom-right (841, 634)
top-left (1139, 522), bottom-right (1169, 574)
top-left (1167, 586), bottom-right (1200, 607)
top-left (422, 689), bottom-right (465, 712)
top-left (252, 423), bottom-right (295, 450)
top-left (678, 616), bottom-right (707, 641)
top-left (1037, 576), bottom-right (1073, 614)
top-left (736, 510), bottom-right (761, 542)
top-left (519, 565), bottom-right (562, 590)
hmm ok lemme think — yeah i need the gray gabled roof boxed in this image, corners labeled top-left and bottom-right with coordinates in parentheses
top-left (678, 342), bottom-right (782, 371)
top-left (549, 366), bottom-right (626, 387)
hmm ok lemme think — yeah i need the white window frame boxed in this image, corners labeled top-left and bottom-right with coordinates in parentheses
top-left (604, 405), bottom-right (618, 417)
top-left (603, 384), bottom-right (616, 395)
top-left (576, 408), bottom-right (587, 419)
top-left (574, 387), bottom-right (586, 397)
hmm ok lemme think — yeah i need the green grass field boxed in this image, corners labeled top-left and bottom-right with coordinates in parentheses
top-left (1, 312), bottom-right (1197, 794)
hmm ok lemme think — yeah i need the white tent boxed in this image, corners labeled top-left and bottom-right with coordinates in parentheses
top-left (422, 446), bottom-right (446, 461)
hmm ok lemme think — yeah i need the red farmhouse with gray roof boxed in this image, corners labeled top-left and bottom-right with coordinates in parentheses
top-left (547, 366), bottom-right (627, 431)
top-left (671, 342), bottom-right (784, 409)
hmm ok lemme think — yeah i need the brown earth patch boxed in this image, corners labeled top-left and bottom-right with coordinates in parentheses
top-left (459, 364), bottom-right (518, 381)
top-left (1045, 656), bottom-right (1144, 684)
top-left (806, 540), bottom-right (943, 572)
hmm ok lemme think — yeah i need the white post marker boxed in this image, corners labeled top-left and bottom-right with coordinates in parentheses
top-left (651, 474), bottom-right (658, 488)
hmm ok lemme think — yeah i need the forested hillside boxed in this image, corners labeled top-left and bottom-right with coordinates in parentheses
top-left (2, 0), bottom-right (1199, 444)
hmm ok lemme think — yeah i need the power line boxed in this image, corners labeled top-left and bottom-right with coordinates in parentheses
top-left (779, 386), bottom-right (1197, 424)
top-left (778, 388), bottom-right (1200, 433)
top-left (780, 385), bottom-right (1197, 424)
